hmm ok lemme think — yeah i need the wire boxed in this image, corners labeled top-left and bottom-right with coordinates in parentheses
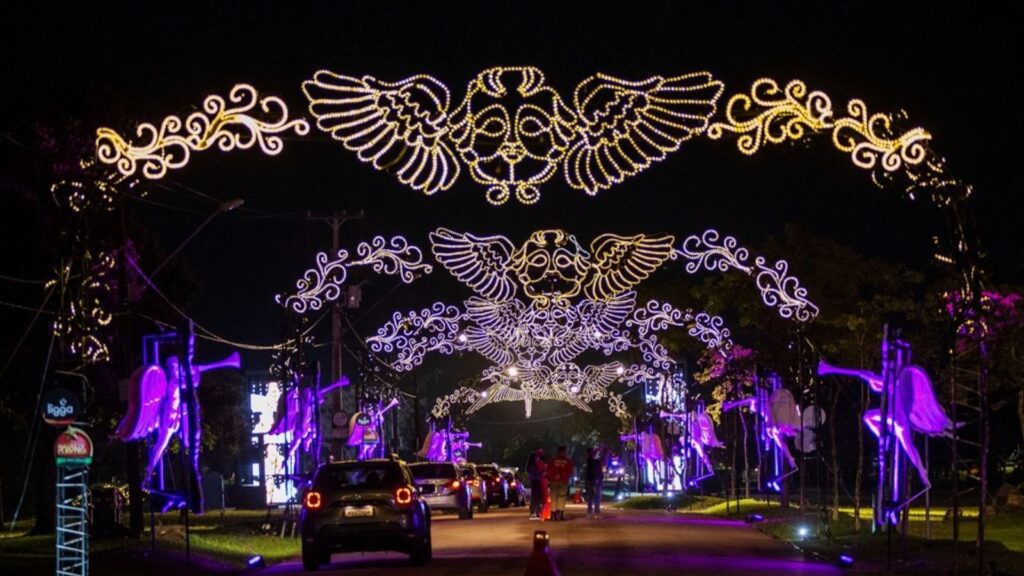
top-left (0, 286), bottom-right (56, 383)
top-left (0, 298), bottom-right (56, 314)
top-left (0, 274), bottom-right (48, 285)
top-left (124, 253), bottom-right (320, 352)
top-left (3, 325), bottom-right (56, 540)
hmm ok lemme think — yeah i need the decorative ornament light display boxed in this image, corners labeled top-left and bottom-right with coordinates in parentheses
top-left (707, 78), bottom-right (933, 190)
top-left (277, 235), bottom-right (433, 313)
top-left (96, 84), bottom-right (310, 180)
top-left (303, 67), bottom-right (724, 205)
top-left (366, 227), bottom-right (758, 418)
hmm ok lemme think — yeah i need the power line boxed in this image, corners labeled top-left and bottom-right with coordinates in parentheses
top-left (0, 274), bottom-right (48, 285)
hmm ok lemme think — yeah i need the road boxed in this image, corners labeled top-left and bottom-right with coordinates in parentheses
top-left (266, 505), bottom-right (839, 575)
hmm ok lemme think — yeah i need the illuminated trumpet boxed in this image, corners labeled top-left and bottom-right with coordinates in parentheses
top-left (816, 360), bottom-right (883, 391)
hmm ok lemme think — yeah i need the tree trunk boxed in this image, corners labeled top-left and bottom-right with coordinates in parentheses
top-left (830, 382), bottom-right (840, 521)
top-left (730, 412), bottom-right (738, 501)
top-left (1018, 389), bottom-right (1024, 447)
top-left (741, 411), bottom-right (750, 499)
top-left (854, 384), bottom-right (865, 532)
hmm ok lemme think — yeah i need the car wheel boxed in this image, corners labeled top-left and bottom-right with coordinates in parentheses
top-left (478, 498), bottom-right (489, 513)
top-left (301, 542), bottom-right (323, 571)
top-left (409, 533), bottom-right (432, 566)
top-left (458, 503), bottom-right (473, 519)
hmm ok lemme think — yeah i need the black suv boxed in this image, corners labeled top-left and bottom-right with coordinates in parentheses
top-left (476, 464), bottom-right (510, 508)
top-left (300, 458), bottom-right (432, 570)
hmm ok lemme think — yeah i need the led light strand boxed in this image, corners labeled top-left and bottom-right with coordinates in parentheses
top-left (96, 84), bottom-right (310, 180)
top-left (676, 228), bottom-right (818, 321)
top-left (277, 235), bottom-right (432, 314)
top-left (707, 77), bottom-right (931, 184)
top-left (304, 68), bottom-right (723, 204)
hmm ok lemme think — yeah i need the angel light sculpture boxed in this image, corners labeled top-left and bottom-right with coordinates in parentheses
top-left (268, 376), bottom-right (349, 480)
top-left (114, 335), bottom-right (240, 512)
top-left (661, 403), bottom-right (724, 487)
top-left (818, 333), bottom-right (953, 524)
top-left (417, 426), bottom-right (482, 464)
top-left (620, 428), bottom-right (666, 489)
top-left (722, 374), bottom-right (801, 492)
top-left (347, 398), bottom-right (400, 460)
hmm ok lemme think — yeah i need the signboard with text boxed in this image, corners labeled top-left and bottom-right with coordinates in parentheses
top-left (54, 426), bottom-right (94, 466)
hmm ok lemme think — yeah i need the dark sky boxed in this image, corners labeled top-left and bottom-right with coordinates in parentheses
top-left (2, 2), bottom-right (1022, 390)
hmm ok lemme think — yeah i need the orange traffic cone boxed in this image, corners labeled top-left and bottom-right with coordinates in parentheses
top-left (522, 530), bottom-right (560, 576)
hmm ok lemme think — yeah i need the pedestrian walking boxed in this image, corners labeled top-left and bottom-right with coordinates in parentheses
top-left (526, 449), bottom-right (546, 519)
top-left (585, 444), bottom-right (608, 517)
top-left (547, 446), bottom-right (573, 521)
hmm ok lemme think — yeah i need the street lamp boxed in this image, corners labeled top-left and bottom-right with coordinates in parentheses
top-left (150, 198), bottom-right (244, 277)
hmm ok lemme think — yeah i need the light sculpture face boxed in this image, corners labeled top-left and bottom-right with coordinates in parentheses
top-left (451, 67), bottom-right (575, 205)
top-left (511, 229), bottom-right (590, 305)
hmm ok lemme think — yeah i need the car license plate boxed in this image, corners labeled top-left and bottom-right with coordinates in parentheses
top-left (344, 506), bottom-right (374, 518)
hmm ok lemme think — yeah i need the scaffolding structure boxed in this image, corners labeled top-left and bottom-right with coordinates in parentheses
top-left (56, 464), bottom-right (90, 576)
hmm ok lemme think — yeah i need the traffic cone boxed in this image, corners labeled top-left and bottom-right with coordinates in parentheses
top-left (522, 530), bottom-right (560, 576)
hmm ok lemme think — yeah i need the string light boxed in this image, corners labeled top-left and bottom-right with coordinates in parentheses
top-left (96, 84), bottom-right (309, 180)
top-left (277, 235), bottom-right (432, 313)
top-left (707, 77), bottom-right (931, 185)
top-left (430, 227), bottom-right (675, 306)
top-left (303, 67), bottom-right (723, 204)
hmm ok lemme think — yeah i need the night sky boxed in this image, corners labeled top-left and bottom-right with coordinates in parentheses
top-left (2, 2), bottom-right (1022, 419)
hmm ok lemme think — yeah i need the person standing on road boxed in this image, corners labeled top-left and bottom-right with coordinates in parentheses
top-left (547, 446), bottom-right (573, 521)
top-left (585, 444), bottom-right (607, 517)
top-left (526, 449), bottom-right (546, 519)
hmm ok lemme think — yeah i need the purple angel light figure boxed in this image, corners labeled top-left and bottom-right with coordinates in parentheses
top-left (620, 428), bottom-right (666, 488)
top-left (347, 398), bottom-right (400, 460)
top-left (447, 431), bottom-right (482, 464)
top-left (661, 403), bottom-right (724, 487)
top-left (114, 345), bottom-right (240, 512)
top-left (819, 333), bottom-right (954, 524)
top-left (269, 376), bottom-right (350, 478)
top-left (416, 426), bottom-right (450, 462)
top-left (722, 374), bottom-right (800, 492)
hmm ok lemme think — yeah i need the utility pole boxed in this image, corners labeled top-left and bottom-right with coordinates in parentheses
top-left (306, 210), bottom-right (364, 458)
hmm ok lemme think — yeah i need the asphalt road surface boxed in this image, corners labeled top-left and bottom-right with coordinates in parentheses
top-left (266, 505), bottom-right (839, 575)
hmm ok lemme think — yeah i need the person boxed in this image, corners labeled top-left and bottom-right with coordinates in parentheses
top-left (546, 446), bottom-right (573, 520)
top-left (585, 444), bottom-right (607, 517)
top-left (526, 449), bottom-right (546, 520)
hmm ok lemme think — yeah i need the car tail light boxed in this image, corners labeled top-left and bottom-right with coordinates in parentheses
top-left (304, 491), bottom-right (322, 510)
top-left (395, 487), bottom-right (413, 505)
top-left (510, 480), bottom-right (517, 487)
top-left (472, 480), bottom-right (480, 487)
top-left (450, 479), bottom-right (461, 490)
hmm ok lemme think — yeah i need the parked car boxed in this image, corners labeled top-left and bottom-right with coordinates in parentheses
top-left (457, 463), bottom-right (489, 513)
top-left (502, 470), bottom-right (527, 507)
top-left (300, 457), bottom-right (432, 570)
top-left (475, 464), bottom-right (510, 508)
top-left (408, 462), bottom-right (473, 520)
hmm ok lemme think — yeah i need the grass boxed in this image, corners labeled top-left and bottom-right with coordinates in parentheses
top-left (0, 508), bottom-right (301, 573)
top-left (613, 494), bottom-right (1024, 574)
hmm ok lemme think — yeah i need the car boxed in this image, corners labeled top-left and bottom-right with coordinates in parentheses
top-left (475, 464), bottom-right (510, 508)
top-left (300, 457), bottom-right (432, 570)
top-left (502, 470), bottom-right (527, 507)
top-left (457, 463), bottom-right (489, 513)
top-left (408, 462), bottom-right (473, 520)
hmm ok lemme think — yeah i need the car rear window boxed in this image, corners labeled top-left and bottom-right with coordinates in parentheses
top-left (314, 464), bottom-right (404, 490)
top-left (477, 466), bottom-right (499, 478)
top-left (409, 463), bottom-right (457, 480)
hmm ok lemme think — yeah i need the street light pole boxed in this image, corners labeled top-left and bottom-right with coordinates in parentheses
top-left (149, 199), bottom-right (244, 278)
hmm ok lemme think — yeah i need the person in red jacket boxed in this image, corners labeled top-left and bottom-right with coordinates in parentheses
top-left (546, 446), bottom-right (573, 521)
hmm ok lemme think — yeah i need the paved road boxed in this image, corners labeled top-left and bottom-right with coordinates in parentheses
top-left (266, 504), bottom-right (839, 575)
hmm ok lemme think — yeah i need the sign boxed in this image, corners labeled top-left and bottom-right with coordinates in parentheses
top-left (54, 426), bottom-right (93, 466)
top-left (42, 388), bottom-right (81, 426)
